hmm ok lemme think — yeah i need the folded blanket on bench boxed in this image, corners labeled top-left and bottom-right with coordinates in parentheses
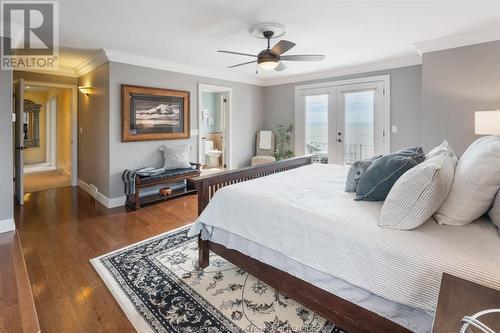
top-left (122, 167), bottom-right (165, 195)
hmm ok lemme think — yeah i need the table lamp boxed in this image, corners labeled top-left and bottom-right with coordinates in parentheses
top-left (475, 110), bottom-right (500, 135)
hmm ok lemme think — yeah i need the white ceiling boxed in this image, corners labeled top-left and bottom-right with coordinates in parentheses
top-left (51, 0), bottom-right (500, 83)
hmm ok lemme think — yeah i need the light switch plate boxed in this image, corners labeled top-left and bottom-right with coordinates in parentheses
top-left (12, 113), bottom-right (16, 122)
top-left (391, 125), bottom-right (398, 134)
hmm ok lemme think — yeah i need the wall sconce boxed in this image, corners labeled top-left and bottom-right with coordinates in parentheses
top-left (475, 110), bottom-right (500, 135)
top-left (78, 86), bottom-right (95, 96)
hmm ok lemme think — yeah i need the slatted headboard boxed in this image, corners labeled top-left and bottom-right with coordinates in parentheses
top-left (190, 155), bottom-right (314, 215)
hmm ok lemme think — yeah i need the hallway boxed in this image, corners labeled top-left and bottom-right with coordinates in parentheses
top-left (24, 170), bottom-right (71, 193)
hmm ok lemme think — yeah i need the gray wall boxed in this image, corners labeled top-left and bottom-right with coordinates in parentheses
top-left (422, 41), bottom-right (500, 155)
top-left (107, 62), bottom-right (264, 199)
top-left (0, 66), bottom-right (13, 223)
top-left (263, 65), bottom-right (422, 152)
top-left (78, 63), bottom-right (110, 196)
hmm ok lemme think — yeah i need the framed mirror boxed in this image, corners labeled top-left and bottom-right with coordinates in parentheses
top-left (23, 99), bottom-right (41, 148)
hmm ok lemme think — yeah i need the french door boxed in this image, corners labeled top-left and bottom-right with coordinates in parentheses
top-left (295, 76), bottom-right (389, 165)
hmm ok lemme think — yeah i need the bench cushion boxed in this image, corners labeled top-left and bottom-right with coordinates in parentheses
top-left (138, 167), bottom-right (199, 184)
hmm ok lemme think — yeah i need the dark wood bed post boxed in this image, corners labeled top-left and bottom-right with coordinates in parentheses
top-left (191, 156), bottom-right (314, 269)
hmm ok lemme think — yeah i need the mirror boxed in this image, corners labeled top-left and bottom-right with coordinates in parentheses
top-left (23, 99), bottom-right (41, 148)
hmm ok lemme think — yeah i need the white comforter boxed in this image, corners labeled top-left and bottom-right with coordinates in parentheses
top-left (188, 163), bottom-right (500, 312)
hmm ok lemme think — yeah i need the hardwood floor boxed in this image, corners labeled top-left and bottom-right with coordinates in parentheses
top-left (15, 187), bottom-right (198, 333)
top-left (0, 231), bottom-right (40, 333)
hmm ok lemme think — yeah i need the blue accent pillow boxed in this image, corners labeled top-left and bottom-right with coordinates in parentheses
top-left (355, 147), bottom-right (425, 201)
top-left (345, 155), bottom-right (382, 192)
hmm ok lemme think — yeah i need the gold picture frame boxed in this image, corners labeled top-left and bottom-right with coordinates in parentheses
top-left (121, 84), bottom-right (190, 142)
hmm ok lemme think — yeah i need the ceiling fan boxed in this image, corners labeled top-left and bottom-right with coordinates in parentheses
top-left (218, 30), bottom-right (325, 72)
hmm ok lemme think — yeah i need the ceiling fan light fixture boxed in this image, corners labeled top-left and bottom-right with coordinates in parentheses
top-left (259, 59), bottom-right (279, 70)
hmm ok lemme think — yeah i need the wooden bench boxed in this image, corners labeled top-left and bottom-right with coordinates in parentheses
top-left (126, 163), bottom-right (201, 210)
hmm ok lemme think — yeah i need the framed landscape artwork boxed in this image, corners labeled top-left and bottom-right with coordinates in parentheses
top-left (121, 85), bottom-right (190, 142)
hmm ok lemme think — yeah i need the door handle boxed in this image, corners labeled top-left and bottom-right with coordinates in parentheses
top-left (16, 146), bottom-right (25, 150)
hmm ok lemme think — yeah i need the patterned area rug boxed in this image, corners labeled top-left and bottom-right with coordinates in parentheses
top-left (91, 226), bottom-right (346, 333)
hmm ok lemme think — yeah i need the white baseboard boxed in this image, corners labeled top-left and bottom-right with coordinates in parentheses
top-left (0, 218), bottom-right (15, 233)
top-left (77, 179), bottom-right (126, 209)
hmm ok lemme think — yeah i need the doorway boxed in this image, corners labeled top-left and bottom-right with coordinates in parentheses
top-left (295, 75), bottom-right (390, 165)
top-left (198, 84), bottom-right (232, 174)
top-left (13, 79), bottom-right (78, 204)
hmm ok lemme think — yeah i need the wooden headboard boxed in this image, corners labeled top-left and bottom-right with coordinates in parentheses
top-left (190, 155), bottom-right (314, 215)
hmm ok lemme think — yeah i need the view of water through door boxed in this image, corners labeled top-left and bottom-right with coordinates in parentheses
top-left (296, 76), bottom-right (389, 165)
top-left (305, 94), bottom-right (329, 163)
top-left (342, 90), bottom-right (375, 164)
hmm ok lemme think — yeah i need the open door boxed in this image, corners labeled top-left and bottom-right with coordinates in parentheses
top-left (14, 79), bottom-right (24, 205)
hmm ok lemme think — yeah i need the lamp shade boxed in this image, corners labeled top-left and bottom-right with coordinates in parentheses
top-left (475, 111), bottom-right (500, 135)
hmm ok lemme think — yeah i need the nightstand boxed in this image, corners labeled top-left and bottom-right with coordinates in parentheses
top-left (432, 273), bottom-right (500, 332)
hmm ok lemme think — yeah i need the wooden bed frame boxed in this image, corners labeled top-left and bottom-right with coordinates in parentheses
top-left (190, 156), bottom-right (411, 333)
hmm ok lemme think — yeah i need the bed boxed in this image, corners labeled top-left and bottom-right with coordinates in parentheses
top-left (188, 157), bottom-right (500, 333)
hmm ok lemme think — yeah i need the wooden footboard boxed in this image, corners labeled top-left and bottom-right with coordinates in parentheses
top-left (190, 155), bottom-right (411, 333)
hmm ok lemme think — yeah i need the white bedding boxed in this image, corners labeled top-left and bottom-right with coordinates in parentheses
top-left (188, 163), bottom-right (500, 312)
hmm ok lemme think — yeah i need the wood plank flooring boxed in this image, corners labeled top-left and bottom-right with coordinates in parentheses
top-left (14, 187), bottom-right (198, 333)
top-left (0, 231), bottom-right (40, 333)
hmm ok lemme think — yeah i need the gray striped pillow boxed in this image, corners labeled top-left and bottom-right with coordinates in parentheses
top-left (379, 151), bottom-right (458, 230)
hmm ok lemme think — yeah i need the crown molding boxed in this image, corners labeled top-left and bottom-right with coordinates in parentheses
top-left (73, 48), bottom-right (422, 87)
top-left (414, 27), bottom-right (500, 54)
top-left (16, 66), bottom-right (77, 77)
top-left (74, 48), bottom-right (108, 76)
top-left (103, 49), bottom-right (263, 86)
top-left (261, 54), bottom-right (422, 87)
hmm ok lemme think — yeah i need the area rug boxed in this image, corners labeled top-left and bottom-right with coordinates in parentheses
top-left (91, 225), bottom-right (346, 333)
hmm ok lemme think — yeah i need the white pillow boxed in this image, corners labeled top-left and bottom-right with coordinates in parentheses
top-left (435, 136), bottom-right (500, 226)
top-left (159, 144), bottom-right (191, 170)
top-left (426, 140), bottom-right (455, 160)
top-left (488, 190), bottom-right (500, 235)
top-left (379, 151), bottom-right (458, 230)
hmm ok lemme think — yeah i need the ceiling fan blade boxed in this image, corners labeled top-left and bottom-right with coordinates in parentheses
top-left (218, 50), bottom-right (257, 57)
top-left (275, 63), bottom-right (287, 72)
top-left (228, 60), bottom-right (257, 68)
top-left (270, 40), bottom-right (296, 55)
top-left (280, 54), bottom-right (325, 61)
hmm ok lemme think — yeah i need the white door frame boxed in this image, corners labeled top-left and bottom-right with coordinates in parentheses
top-left (197, 83), bottom-right (233, 170)
top-left (25, 81), bottom-right (78, 186)
top-left (295, 75), bottom-right (390, 163)
top-left (46, 96), bottom-right (57, 167)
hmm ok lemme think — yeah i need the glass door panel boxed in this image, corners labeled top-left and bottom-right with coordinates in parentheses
top-left (304, 94), bottom-right (328, 164)
top-left (343, 90), bottom-right (375, 164)
top-left (336, 81), bottom-right (384, 165)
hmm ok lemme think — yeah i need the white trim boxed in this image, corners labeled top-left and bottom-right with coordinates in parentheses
top-left (263, 55), bottom-right (420, 87)
top-left (198, 84), bottom-right (233, 170)
top-left (414, 27), bottom-right (500, 54)
top-left (294, 75), bottom-right (391, 163)
top-left (0, 218), bottom-right (15, 233)
top-left (294, 75), bottom-right (392, 92)
top-left (25, 81), bottom-right (79, 186)
top-left (105, 49), bottom-right (262, 86)
top-left (15, 67), bottom-right (78, 78)
top-left (74, 49), bottom-right (108, 76)
top-left (72, 49), bottom-right (420, 87)
top-left (24, 162), bottom-right (56, 173)
top-left (77, 179), bottom-right (126, 209)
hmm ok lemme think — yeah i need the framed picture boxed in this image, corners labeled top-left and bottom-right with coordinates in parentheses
top-left (121, 84), bottom-right (190, 142)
